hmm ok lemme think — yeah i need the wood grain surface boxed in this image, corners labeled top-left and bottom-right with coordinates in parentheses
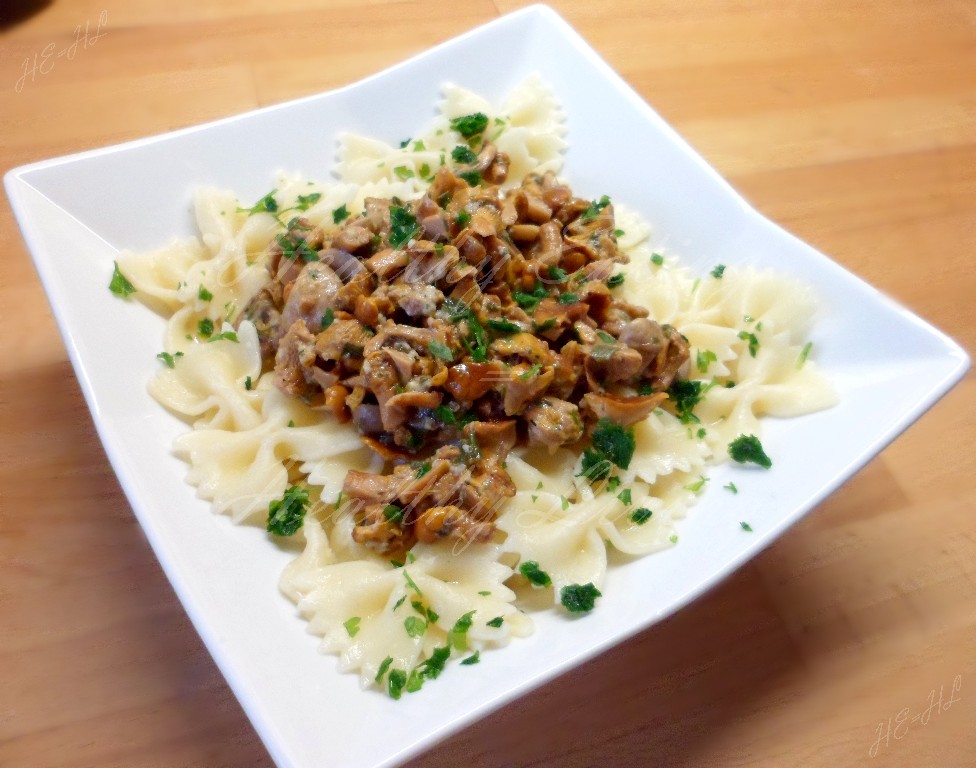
top-left (1, 1), bottom-right (974, 766)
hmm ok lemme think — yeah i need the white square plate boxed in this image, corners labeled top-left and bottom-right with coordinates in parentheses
top-left (5, 5), bottom-right (969, 767)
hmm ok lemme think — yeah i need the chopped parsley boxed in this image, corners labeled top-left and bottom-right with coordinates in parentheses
top-left (519, 561), bottom-right (552, 588)
top-left (457, 169), bottom-right (482, 187)
top-left (728, 434), bottom-right (772, 468)
top-left (416, 646), bottom-right (451, 680)
top-left (238, 190), bottom-right (278, 216)
top-left (487, 318), bottom-right (521, 334)
top-left (460, 651), bottom-right (480, 666)
top-left (546, 265), bottom-right (568, 282)
top-left (321, 308), bottom-right (335, 329)
top-left (266, 485), bottom-right (309, 536)
top-left (383, 504), bottom-right (404, 524)
top-left (375, 656), bottom-right (394, 684)
top-left (710, 264), bottom-right (726, 279)
top-left (427, 338), bottom-right (454, 362)
top-left (448, 610), bottom-right (476, 650)
top-left (403, 569), bottom-right (423, 596)
top-left (580, 419), bottom-right (636, 481)
top-left (630, 507), bottom-right (653, 525)
top-left (197, 317), bottom-right (214, 338)
top-left (343, 617), bottom-right (361, 637)
top-left (244, 375), bottom-right (252, 390)
top-left (450, 112), bottom-right (489, 138)
top-left (724, 482), bottom-right (738, 494)
top-left (513, 283), bottom-right (548, 311)
top-left (414, 461), bottom-right (432, 479)
top-left (451, 144), bottom-right (478, 164)
top-left (651, 253), bottom-right (664, 266)
top-left (404, 616), bottom-right (427, 638)
top-left (696, 349), bottom-right (717, 373)
top-left (156, 351), bottom-right (183, 368)
top-left (560, 583), bottom-right (601, 613)
top-left (740, 521), bottom-right (754, 532)
top-left (455, 209), bottom-right (472, 227)
top-left (197, 285), bottom-right (213, 302)
top-left (332, 204), bottom-right (350, 224)
top-left (797, 341), bottom-right (813, 368)
top-left (486, 616), bottom-right (504, 628)
top-left (685, 475), bottom-right (709, 493)
top-left (207, 330), bottom-right (239, 343)
top-left (617, 488), bottom-right (632, 506)
top-left (389, 206), bottom-right (420, 248)
top-left (738, 330), bottom-right (760, 357)
top-left (109, 262), bottom-right (136, 298)
top-left (666, 379), bottom-right (710, 424)
top-left (295, 192), bottom-right (321, 210)
top-left (606, 273), bottom-right (625, 288)
top-left (580, 195), bottom-right (611, 223)
top-left (394, 165), bottom-right (414, 180)
top-left (518, 362), bottom-right (542, 380)
top-left (388, 669), bottom-right (407, 700)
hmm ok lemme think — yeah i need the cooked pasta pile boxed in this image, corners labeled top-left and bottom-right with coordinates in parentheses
top-left (116, 76), bottom-right (836, 696)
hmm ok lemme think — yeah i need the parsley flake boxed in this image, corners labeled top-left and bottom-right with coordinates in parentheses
top-left (450, 112), bottom-right (489, 138)
top-left (266, 486), bottom-right (309, 536)
top-left (389, 206), bottom-right (420, 248)
top-left (519, 561), bottom-right (552, 588)
top-left (738, 330), bottom-right (760, 357)
top-left (728, 434), bottom-right (772, 468)
top-left (343, 617), bottom-right (361, 637)
top-left (580, 195), bottom-right (611, 223)
top-left (710, 264), bottom-right (726, 279)
top-left (630, 507), bottom-right (653, 525)
top-left (427, 338), bottom-right (454, 362)
top-left (740, 521), bottom-right (754, 532)
top-left (156, 351), bottom-right (183, 368)
top-left (560, 583), bottom-right (601, 613)
top-left (332, 204), bottom-right (350, 225)
top-left (109, 262), bottom-right (136, 298)
top-left (486, 616), bottom-right (504, 628)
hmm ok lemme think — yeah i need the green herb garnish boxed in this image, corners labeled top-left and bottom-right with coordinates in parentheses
top-left (580, 195), bottom-right (611, 223)
top-left (427, 338), bottom-right (454, 362)
top-left (404, 616), bottom-right (427, 638)
top-left (580, 419), bottom-right (636, 481)
top-left (266, 485), bottom-right (309, 536)
top-left (728, 434), bottom-right (772, 468)
top-left (450, 112), bottom-right (489, 138)
top-left (343, 617), bottom-right (361, 637)
top-left (738, 330), bottom-right (760, 357)
top-left (156, 351), bottom-right (183, 368)
top-left (109, 262), bottom-right (136, 298)
top-left (389, 206), bottom-right (420, 248)
top-left (630, 507), bottom-right (653, 525)
top-left (451, 145), bottom-right (478, 164)
top-left (560, 583), bottom-right (601, 613)
top-left (519, 561), bottom-right (552, 588)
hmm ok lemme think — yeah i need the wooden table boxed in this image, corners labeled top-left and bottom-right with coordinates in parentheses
top-left (2, 1), bottom-right (974, 766)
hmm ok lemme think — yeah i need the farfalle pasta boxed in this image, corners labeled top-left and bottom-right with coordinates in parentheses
top-left (115, 76), bottom-right (836, 695)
